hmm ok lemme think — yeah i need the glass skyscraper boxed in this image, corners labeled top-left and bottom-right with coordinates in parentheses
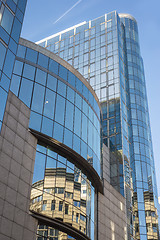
top-left (37, 11), bottom-right (160, 240)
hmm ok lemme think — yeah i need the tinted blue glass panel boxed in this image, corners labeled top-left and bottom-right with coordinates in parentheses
top-left (35, 68), bottom-right (47, 86)
top-left (29, 111), bottom-right (41, 131)
top-left (6, 0), bottom-right (16, 13)
top-left (23, 63), bottom-right (35, 80)
top-left (67, 87), bottom-right (74, 103)
top-left (75, 93), bottom-right (82, 110)
top-left (53, 122), bottom-right (64, 142)
top-left (10, 74), bottom-right (21, 95)
top-left (68, 71), bottom-right (76, 87)
top-left (31, 83), bottom-right (45, 114)
top-left (47, 74), bottom-right (57, 91)
top-left (57, 80), bottom-right (66, 97)
top-left (16, 7), bottom-right (23, 23)
top-left (1, 7), bottom-right (14, 34)
top-left (3, 50), bottom-right (15, 78)
top-left (76, 77), bottom-right (82, 94)
top-left (19, 78), bottom-right (33, 107)
top-left (0, 42), bottom-right (6, 70)
top-left (17, 45), bottom-right (26, 58)
top-left (65, 101), bottom-right (74, 131)
top-left (0, 87), bottom-right (7, 121)
top-left (59, 65), bottom-right (68, 81)
top-left (49, 59), bottom-right (59, 75)
top-left (55, 94), bottom-right (65, 125)
top-left (26, 47), bottom-right (38, 63)
top-left (32, 151), bottom-right (46, 183)
top-left (17, 0), bottom-right (27, 13)
top-left (74, 107), bottom-right (81, 137)
top-left (46, 156), bottom-right (56, 168)
top-left (41, 116), bottom-right (53, 137)
top-left (64, 129), bottom-right (73, 148)
top-left (82, 113), bottom-right (88, 143)
top-left (43, 88), bottom-right (56, 119)
top-left (73, 134), bottom-right (80, 154)
top-left (38, 53), bottom-right (49, 69)
top-left (0, 26), bottom-right (9, 45)
top-left (13, 60), bottom-right (23, 75)
top-left (81, 140), bottom-right (87, 159)
top-left (11, 17), bottom-right (21, 43)
top-left (9, 38), bottom-right (17, 55)
top-left (0, 73), bottom-right (10, 91)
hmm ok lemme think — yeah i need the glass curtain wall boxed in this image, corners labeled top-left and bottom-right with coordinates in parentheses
top-left (0, 0), bottom-right (26, 131)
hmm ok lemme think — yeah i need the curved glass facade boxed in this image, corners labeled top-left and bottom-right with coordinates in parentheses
top-left (30, 143), bottom-right (95, 239)
top-left (37, 11), bottom-right (160, 240)
top-left (120, 15), bottom-right (159, 240)
top-left (7, 39), bottom-right (101, 240)
top-left (10, 40), bottom-right (101, 176)
top-left (0, 0), bottom-right (27, 131)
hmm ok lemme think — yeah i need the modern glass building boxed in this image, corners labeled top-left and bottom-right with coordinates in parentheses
top-left (37, 11), bottom-right (160, 240)
top-left (0, 0), bottom-right (27, 131)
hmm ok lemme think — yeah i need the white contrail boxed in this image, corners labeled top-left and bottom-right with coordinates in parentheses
top-left (54, 0), bottom-right (82, 24)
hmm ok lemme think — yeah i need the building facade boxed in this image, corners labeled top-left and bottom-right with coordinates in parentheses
top-left (0, 1), bottom-right (159, 240)
top-left (37, 11), bottom-right (160, 240)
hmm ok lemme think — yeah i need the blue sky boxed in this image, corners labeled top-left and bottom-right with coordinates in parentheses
top-left (21, 0), bottom-right (160, 195)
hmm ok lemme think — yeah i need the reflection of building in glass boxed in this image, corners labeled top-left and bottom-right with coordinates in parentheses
top-left (0, 2), bottom-right (159, 240)
top-left (30, 143), bottom-right (93, 237)
top-left (37, 11), bottom-right (160, 239)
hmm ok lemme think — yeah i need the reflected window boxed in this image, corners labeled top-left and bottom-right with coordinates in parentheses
top-left (1, 7), bottom-right (14, 34)
top-left (65, 204), bottom-right (69, 214)
top-left (51, 200), bottom-right (55, 211)
top-left (59, 201), bottom-right (63, 211)
top-left (42, 200), bottom-right (47, 211)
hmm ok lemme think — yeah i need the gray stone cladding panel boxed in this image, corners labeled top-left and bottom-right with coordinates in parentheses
top-left (0, 91), bottom-right (38, 240)
top-left (97, 179), bottom-right (127, 240)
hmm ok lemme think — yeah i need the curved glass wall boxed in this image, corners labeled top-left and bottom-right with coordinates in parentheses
top-left (120, 15), bottom-right (159, 240)
top-left (9, 41), bottom-right (101, 176)
top-left (30, 143), bottom-right (95, 239)
top-left (0, 0), bottom-right (27, 131)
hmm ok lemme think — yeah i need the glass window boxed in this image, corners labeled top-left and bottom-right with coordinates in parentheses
top-left (0, 42), bottom-right (6, 70)
top-left (11, 17), bottom-right (21, 43)
top-left (19, 78), bottom-right (33, 107)
top-left (51, 200), bottom-right (55, 211)
top-left (68, 71), bottom-right (76, 87)
top-left (65, 101), bottom-right (74, 131)
top-left (46, 156), bottom-right (56, 168)
top-left (53, 122), bottom-right (64, 143)
top-left (55, 94), bottom-right (65, 125)
top-left (31, 83), bottom-right (45, 114)
top-left (82, 113), bottom-right (88, 143)
top-left (49, 59), bottom-right (59, 75)
top-left (47, 74), bottom-right (57, 91)
top-left (41, 116), bottom-right (53, 137)
top-left (59, 201), bottom-right (63, 211)
top-left (32, 151), bottom-right (46, 183)
top-left (17, 45), bottom-right (26, 58)
top-left (65, 204), bottom-right (69, 214)
top-left (57, 80), bottom-right (66, 97)
top-left (42, 200), bottom-right (47, 211)
top-left (1, 7), bottom-right (14, 34)
top-left (3, 50), bottom-right (15, 78)
top-left (74, 107), bottom-right (81, 137)
top-left (43, 88), bottom-right (56, 119)
top-left (38, 53), bottom-right (49, 69)
top-left (29, 111), bottom-right (42, 132)
top-left (13, 60), bottom-right (23, 75)
top-left (26, 47), bottom-right (38, 63)
top-left (64, 128), bottom-right (73, 149)
top-left (23, 63), bottom-right (35, 80)
top-left (59, 65), bottom-right (68, 81)
top-left (0, 73), bottom-right (10, 91)
top-left (0, 88), bottom-right (7, 121)
top-left (35, 68), bottom-right (47, 86)
top-left (67, 87), bottom-right (74, 103)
